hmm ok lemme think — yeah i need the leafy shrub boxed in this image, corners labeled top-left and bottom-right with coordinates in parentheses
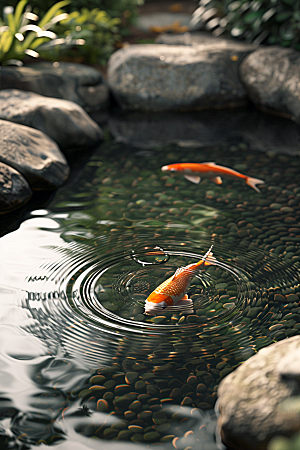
top-left (0, 0), bottom-right (75, 64)
top-left (0, 0), bottom-right (144, 27)
top-left (69, 0), bottom-right (144, 28)
top-left (191, 0), bottom-right (300, 48)
top-left (48, 8), bottom-right (121, 65)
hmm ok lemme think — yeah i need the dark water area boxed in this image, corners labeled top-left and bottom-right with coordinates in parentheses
top-left (0, 108), bottom-right (300, 450)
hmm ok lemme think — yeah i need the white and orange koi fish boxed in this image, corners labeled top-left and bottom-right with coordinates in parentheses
top-left (161, 162), bottom-right (265, 192)
top-left (144, 246), bottom-right (215, 315)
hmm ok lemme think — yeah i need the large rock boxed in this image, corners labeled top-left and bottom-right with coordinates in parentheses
top-left (0, 62), bottom-right (109, 111)
top-left (217, 336), bottom-right (300, 450)
top-left (0, 89), bottom-right (103, 149)
top-left (155, 31), bottom-right (256, 49)
top-left (0, 120), bottom-right (69, 190)
top-left (107, 41), bottom-right (255, 112)
top-left (0, 162), bottom-right (32, 212)
top-left (240, 47), bottom-right (300, 123)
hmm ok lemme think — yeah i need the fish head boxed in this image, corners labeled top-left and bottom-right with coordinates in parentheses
top-left (161, 164), bottom-right (182, 173)
top-left (144, 293), bottom-right (173, 314)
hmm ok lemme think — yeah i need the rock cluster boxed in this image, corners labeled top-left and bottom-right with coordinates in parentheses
top-left (106, 32), bottom-right (300, 125)
top-left (217, 336), bottom-right (300, 450)
top-left (0, 62), bottom-right (105, 213)
top-left (1, 33), bottom-right (300, 213)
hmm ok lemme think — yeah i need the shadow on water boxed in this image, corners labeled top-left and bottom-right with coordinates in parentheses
top-left (0, 108), bottom-right (300, 449)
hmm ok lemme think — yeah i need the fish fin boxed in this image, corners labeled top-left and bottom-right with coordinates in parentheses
top-left (246, 177), bottom-right (265, 193)
top-left (209, 176), bottom-right (223, 185)
top-left (184, 174), bottom-right (201, 184)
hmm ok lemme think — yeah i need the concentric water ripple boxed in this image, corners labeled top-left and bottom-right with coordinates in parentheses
top-left (19, 228), bottom-right (300, 368)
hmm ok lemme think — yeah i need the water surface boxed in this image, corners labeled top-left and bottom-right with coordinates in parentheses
top-left (0, 111), bottom-right (300, 449)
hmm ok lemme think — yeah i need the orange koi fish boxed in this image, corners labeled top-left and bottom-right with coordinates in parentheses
top-left (144, 246), bottom-right (215, 315)
top-left (161, 162), bottom-right (265, 192)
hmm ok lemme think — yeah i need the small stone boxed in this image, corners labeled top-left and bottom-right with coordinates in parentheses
top-left (90, 375), bottom-right (106, 385)
top-left (274, 294), bottom-right (287, 303)
top-left (131, 433), bottom-right (144, 442)
top-left (143, 431), bottom-right (161, 442)
top-left (97, 399), bottom-right (108, 412)
top-left (118, 430), bottom-right (133, 440)
top-left (114, 384), bottom-right (131, 395)
top-left (138, 410), bottom-right (153, 421)
top-left (135, 380), bottom-right (146, 391)
top-left (125, 372), bottom-right (139, 384)
top-left (78, 389), bottom-right (91, 399)
top-left (152, 411), bottom-right (168, 425)
top-left (113, 396), bottom-right (132, 410)
top-left (150, 316), bottom-right (167, 324)
top-left (128, 425), bottom-right (144, 434)
top-left (181, 396), bottom-right (193, 406)
top-left (197, 383), bottom-right (207, 393)
top-left (186, 315), bottom-right (199, 323)
top-left (129, 400), bottom-right (143, 412)
top-left (103, 428), bottom-right (118, 438)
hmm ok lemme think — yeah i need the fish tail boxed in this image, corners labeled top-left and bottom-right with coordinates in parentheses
top-left (195, 245), bottom-right (216, 267)
top-left (246, 176), bottom-right (265, 192)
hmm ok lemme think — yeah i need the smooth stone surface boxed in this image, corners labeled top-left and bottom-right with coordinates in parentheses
top-left (0, 89), bottom-right (103, 149)
top-left (0, 119), bottom-right (69, 190)
top-left (107, 42), bottom-right (253, 112)
top-left (240, 47), bottom-right (300, 124)
top-left (156, 31), bottom-right (256, 52)
top-left (217, 336), bottom-right (300, 450)
top-left (0, 62), bottom-right (109, 111)
top-left (0, 162), bottom-right (32, 212)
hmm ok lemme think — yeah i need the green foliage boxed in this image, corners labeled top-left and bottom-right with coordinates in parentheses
top-left (48, 8), bottom-right (121, 65)
top-left (68, 0), bottom-right (144, 27)
top-left (0, 0), bottom-right (75, 64)
top-left (192, 0), bottom-right (300, 48)
top-left (0, 0), bottom-right (144, 27)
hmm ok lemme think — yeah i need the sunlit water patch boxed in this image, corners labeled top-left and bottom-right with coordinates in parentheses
top-left (0, 136), bottom-right (300, 449)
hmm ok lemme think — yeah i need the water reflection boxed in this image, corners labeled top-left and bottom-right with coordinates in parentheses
top-left (0, 129), bottom-right (299, 448)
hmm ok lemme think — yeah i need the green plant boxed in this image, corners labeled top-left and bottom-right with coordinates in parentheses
top-left (49, 8), bottom-right (121, 65)
top-left (192, 0), bottom-right (300, 48)
top-left (0, 0), bottom-right (78, 64)
top-left (0, 0), bottom-right (144, 27)
top-left (66, 0), bottom-right (144, 31)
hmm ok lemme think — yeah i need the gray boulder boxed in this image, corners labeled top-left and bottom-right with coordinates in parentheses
top-left (0, 61), bottom-right (109, 111)
top-left (155, 31), bottom-right (256, 49)
top-left (107, 41), bottom-right (255, 112)
top-left (0, 162), bottom-right (32, 212)
top-left (240, 46), bottom-right (300, 124)
top-left (0, 120), bottom-right (69, 190)
top-left (0, 89), bottom-right (103, 149)
top-left (217, 336), bottom-right (300, 450)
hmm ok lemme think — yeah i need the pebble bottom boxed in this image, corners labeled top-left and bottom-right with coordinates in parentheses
top-left (71, 146), bottom-right (300, 447)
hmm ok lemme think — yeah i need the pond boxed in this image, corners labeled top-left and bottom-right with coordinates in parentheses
top-left (0, 108), bottom-right (300, 450)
